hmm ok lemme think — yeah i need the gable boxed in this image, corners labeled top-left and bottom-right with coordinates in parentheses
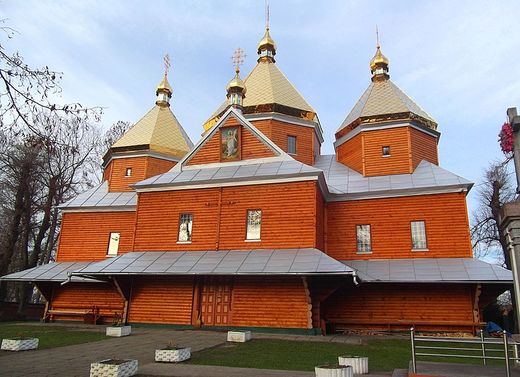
top-left (186, 111), bottom-right (278, 166)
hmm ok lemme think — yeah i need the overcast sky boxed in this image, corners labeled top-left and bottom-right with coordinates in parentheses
top-left (2, 0), bottom-right (519, 213)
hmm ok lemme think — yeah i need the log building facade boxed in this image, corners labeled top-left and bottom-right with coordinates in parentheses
top-left (2, 26), bottom-right (512, 334)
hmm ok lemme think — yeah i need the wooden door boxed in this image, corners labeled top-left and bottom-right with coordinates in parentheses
top-left (200, 276), bottom-right (232, 326)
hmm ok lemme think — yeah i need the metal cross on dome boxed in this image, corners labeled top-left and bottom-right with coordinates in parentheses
top-left (231, 48), bottom-right (246, 72)
top-left (164, 54), bottom-right (171, 76)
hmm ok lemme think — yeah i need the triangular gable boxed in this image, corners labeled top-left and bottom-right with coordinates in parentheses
top-left (182, 107), bottom-right (291, 168)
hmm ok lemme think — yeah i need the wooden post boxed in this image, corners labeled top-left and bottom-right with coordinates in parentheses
top-left (112, 277), bottom-right (129, 325)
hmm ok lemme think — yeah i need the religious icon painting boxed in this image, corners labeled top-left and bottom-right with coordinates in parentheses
top-left (221, 126), bottom-right (239, 160)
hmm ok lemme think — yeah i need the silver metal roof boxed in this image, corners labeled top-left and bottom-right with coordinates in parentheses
top-left (134, 160), bottom-right (322, 189)
top-left (0, 262), bottom-right (100, 283)
top-left (343, 258), bottom-right (513, 284)
top-left (72, 249), bottom-right (353, 276)
top-left (315, 155), bottom-right (472, 198)
top-left (60, 181), bottom-right (137, 209)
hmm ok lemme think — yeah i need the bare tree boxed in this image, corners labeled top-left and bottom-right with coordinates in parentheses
top-left (471, 160), bottom-right (516, 268)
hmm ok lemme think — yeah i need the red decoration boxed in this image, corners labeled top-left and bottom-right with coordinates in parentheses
top-left (499, 122), bottom-right (513, 154)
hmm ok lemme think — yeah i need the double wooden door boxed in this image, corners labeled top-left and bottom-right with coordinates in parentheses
top-left (199, 276), bottom-right (233, 326)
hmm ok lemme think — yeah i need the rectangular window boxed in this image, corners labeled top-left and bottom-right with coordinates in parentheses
top-left (125, 167), bottom-right (132, 177)
top-left (178, 213), bottom-right (193, 242)
top-left (287, 135), bottom-right (297, 154)
top-left (246, 210), bottom-right (262, 240)
top-left (107, 232), bottom-right (120, 256)
top-left (382, 146), bottom-right (391, 156)
top-left (356, 225), bottom-right (372, 253)
top-left (411, 221), bottom-right (428, 250)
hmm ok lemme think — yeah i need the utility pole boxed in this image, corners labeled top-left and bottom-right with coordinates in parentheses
top-left (501, 107), bottom-right (520, 334)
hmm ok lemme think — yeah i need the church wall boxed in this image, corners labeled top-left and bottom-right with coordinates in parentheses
top-left (362, 127), bottom-right (412, 176)
top-left (133, 181), bottom-right (318, 251)
top-left (49, 283), bottom-right (124, 322)
top-left (322, 283), bottom-right (476, 332)
top-left (326, 192), bottom-right (472, 260)
top-left (336, 133), bottom-right (363, 174)
top-left (231, 276), bottom-right (311, 329)
top-left (315, 188), bottom-right (325, 251)
top-left (251, 119), bottom-right (316, 166)
top-left (106, 156), bottom-right (177, 192)
top-left (410, 128), bottom-right (439, 169)
top-left (57, 211), bottom-right (136, 261)
top-left (128, 276), bottom-right (194, 325)
top-left (187, 118), bottom-right (275, 166)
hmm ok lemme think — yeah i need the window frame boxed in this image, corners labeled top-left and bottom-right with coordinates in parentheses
top-left (245, 209), bottom-right (262, 241)
top-left (177, 213), bottom-right (193, 244)
top-left (356, 224), bottom-right (372, 254)
top-left (411, 220), bottom-right (428, 251)
top-left (382, 146), bottom-right (391, 157)
top-left (125, 167), bottom-right (132, 177)
top-left (107, 232), bottom-right (121, 257)
top-left (287, 135), bottom-right (297, 155)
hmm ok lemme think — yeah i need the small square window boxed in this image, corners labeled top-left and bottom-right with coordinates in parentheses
top-left (178, 214), bottom-right (193, 242)
top-left (411, 221), bottom-right (428, 250)
top-left (382, 146), bottom-right (391, 156)
top-left (107, 232), bottom-right (120, 256)
top-left (125, 168), bottom-right (132, 177)
top-left (356, 225), bottom-right (372, 253)
top-left (287, 135), bottom-right (297, 154)
top-left (246, 210), bottom-right (262, 240)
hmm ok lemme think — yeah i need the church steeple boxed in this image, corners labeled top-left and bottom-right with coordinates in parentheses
top-left (257, 3), bottom-right (276, 63)
top-left (226, 48), bottom-right (247, 109)
top-left (370, 27), bottom-right (389, 82)
top-left (156, 54), bottom-right (173, 106)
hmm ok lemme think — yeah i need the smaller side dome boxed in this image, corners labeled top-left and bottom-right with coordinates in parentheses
top-left (226, 70), bottom-right (247, 94)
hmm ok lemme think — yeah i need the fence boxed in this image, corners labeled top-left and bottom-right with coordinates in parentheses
top-left (410, 327), bottom-right (519, 377)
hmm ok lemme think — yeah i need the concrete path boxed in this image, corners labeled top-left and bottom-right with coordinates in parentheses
top-left (0, 325), bottom-right (376, 377)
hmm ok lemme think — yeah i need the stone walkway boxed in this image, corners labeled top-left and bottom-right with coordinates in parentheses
top-left (0, 325), bottom-right (380, 377)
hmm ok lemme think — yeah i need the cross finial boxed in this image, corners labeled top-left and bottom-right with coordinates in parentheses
top-left (265, 1), bottom-right (270, 30)
top-left (376, 25), bottom-right (380, 48)
top-left (163, 54), bottom-right (171, 76)
top-left (231, 48), bottom-right (246, 73)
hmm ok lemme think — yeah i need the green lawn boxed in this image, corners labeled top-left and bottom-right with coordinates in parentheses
top-left (0, 323), bottom-right (107, 351)
top-left (189, 338), bottom-right (508, 372)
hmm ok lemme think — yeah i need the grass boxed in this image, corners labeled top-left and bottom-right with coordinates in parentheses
top-left (189, 338), bottom-right (508, 372)
top-left (0, 322), bottom-right (107, 351)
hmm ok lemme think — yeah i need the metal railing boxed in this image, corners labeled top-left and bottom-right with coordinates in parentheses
top-left (410, 327), bottom-right (519, 377)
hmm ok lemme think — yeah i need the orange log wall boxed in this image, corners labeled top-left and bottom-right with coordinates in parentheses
top-left (105, 156), bottom-right (176, 192)
top-left (410, 127), bottom-right (439, 169)
top-left (231, 277), bottom-right (311, 328)
top-left (323, 283), bottom-right (476, 332)
top-left (133, 181), bottom-right (318, 251)
top-left (187, 118), bottom-right (275, 166)
top-left (252, 119), bottom-right (316, 165)
top-left (326, 192), bottom-right (472, 259)
top-left (50, 283), bottom-right (124, 322)
top-left (128, 276), bottom-right (194, 324)
top-left (57, 211), bottom-right (136, 261)
top-left (336, 133), bottom-right (363, 174)
top-left (335, 126), bottom-right (439, 177)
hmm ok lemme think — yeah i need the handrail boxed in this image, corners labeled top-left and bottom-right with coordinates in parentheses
top-left (410, 327), bottom-right (519, 377)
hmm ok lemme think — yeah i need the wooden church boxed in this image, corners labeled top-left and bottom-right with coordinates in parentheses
top-left (1, 25), bottom-right (512, 334)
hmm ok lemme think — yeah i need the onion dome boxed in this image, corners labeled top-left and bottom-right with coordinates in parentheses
top-left (226, 68), bottom-right (247, 108)
top-left (257, 27), bottom-right (276, 63)
top-left (370, 45), bottom-right (389, 82)
top-left (156, 74), bottom-right (173, 106)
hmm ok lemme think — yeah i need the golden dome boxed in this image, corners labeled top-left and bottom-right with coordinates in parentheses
top-left (226, 70), bottom-right (246, 94)
top-left (156, 74), bottom-right (173, 95)
top-left (370, 45), bottom-right (389, 72)
top-left (257, 27), bottom-right (276, 53)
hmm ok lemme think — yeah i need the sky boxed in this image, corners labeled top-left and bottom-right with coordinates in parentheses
top-left (2, 0), bottom-right (519, 214)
